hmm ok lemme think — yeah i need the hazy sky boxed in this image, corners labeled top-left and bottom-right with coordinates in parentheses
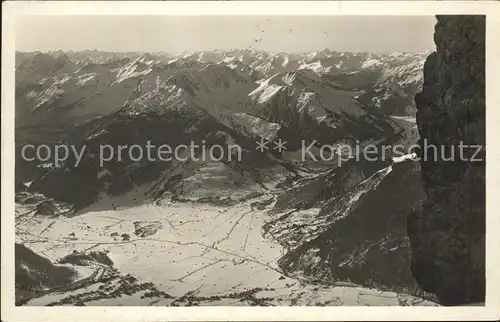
top-left (16, 15), bottom-right (436, 53)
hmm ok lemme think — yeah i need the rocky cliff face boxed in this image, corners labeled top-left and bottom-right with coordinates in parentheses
top-left (409, 15), bottom-right (485, 305)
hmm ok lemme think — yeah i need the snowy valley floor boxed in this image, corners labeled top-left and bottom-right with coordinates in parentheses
top-left (15, 188), bottom-right (439, 306)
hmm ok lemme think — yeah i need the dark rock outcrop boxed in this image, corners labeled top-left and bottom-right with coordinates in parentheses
top-left (408, 15), bottom-right (485, 305)
top-left (15, 243), bottom-right (77, 305)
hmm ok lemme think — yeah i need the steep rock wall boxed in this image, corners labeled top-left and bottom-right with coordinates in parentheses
top-left (409, 15), bottom-right (485, 305)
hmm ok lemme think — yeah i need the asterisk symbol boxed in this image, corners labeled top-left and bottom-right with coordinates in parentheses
top-left (255, 138), bottom-right (269, 152)
top-left (273, 139), bottom-right (287, 152)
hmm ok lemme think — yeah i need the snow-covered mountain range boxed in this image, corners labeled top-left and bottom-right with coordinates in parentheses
top-left (16, 49), bottom-right (427, 122)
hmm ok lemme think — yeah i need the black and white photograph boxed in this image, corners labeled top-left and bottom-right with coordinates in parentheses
top-left (2, 1), bottom-right (499, 320)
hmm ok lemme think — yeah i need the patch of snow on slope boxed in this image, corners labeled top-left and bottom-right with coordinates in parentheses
top-left (249, 76), bottom-right (284, 104)
top-left (361, 59), bottom-right (384, 69)
top-left (231, 113), bottom-right (282, 141)
top-left (282, 56), bottom-right (290, 67)
top-left (112, 59), bottom-right (153, 85)
top-left (392, 153), bottom-right (418, 164)
top-left (76, 73), bottom-right (97, 87)
top-left (298, 61), bottom-right (325, 76)
top-left (297, 92), bottom-right (317, 113)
